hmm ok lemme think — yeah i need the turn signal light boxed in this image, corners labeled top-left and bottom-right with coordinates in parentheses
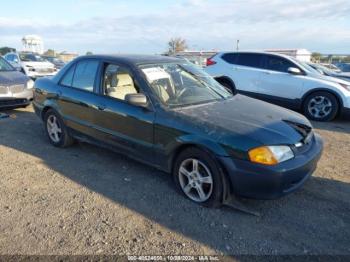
top-left (248, 147), bottom-right (278, 165)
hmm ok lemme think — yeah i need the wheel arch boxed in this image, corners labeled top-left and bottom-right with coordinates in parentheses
top-left (301, 88), bottom-right (344, 109)
top-left (214, 76), bottom-right (235, 88)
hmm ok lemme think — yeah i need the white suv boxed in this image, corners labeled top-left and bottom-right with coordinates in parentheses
top-left (205, 51), bottom-right (350, 121)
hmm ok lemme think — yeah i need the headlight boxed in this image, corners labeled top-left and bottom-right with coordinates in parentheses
top-left (248, 145), bottom-right (294, 165)
top-left (339, 83), bottom-right (350, 91)
top-left (25, 79), bottom-right (34, 89)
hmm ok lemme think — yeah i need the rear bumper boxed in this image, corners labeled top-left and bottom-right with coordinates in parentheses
top-left (219, 134), bottom-right (323, 199)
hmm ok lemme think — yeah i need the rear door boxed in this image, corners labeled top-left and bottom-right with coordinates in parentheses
top-left (57, 59), bottom-right (102, 138)
top-left (92, 61), bottom-right (155, 162)
top-left (221, 53), bottom-right (265, 94)
top-left (258, 54), bottom-right (305, 107)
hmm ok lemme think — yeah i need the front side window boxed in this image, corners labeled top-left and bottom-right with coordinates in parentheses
top-left (103, 64), bottom-right (139, 100)
top-left (264, 55), bottom-right (296, 73)
top-left (71, 60), bottom-right (99, 92)
top-left (140, 62), bottom-right (232, 107)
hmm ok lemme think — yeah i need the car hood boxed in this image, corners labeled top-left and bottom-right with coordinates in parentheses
top-left (0, 70), bottom-right (29, 85)
top-left (22, 61), bottom-right (55, 69)
top-left (310, 71), bottom-right (350, 85)
top-left (173, 95), bottom-right (312, 150)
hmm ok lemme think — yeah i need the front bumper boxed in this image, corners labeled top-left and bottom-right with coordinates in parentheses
top-left (0, 89), bottom-right (33, 109)
top-left (219, 134), bottom-right (323, 199)
top-left (26, 71), bottom-right (57, 79)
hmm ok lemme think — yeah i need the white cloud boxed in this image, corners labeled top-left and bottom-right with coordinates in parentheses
top-left (0, 0), bottom-right (349, 53)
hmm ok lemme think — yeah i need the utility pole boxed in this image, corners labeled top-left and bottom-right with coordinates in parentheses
top-left (236, 40), bottom-right (240, 51)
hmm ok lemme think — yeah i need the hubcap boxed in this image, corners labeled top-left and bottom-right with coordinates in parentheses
top-left (46, 115), bottom-right (62, 143)
top-left (178, 158), bottom-right (213, 202)
top-left (308, 96), bottom-right (332, 119)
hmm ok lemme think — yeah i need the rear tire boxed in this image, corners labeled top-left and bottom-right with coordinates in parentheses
top-left (44, 109), bottom-right (74, 147)
top-left (303, 91), bottom-right (339, 121)
top-left (173, 147), bottom-right (225, 208)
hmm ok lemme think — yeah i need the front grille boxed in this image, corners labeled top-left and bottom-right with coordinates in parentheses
top-left (10, 84), bottom-right (25, 93)
top-left (0, 86), bottom-right (8, 94)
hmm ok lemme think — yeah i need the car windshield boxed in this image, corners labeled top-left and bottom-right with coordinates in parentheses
top-left (290, 57), bottom-right (320, 74)
top-left (19, 53), bottom-right (45, 62)
top-left (0, 57), bottom-right (15, 71)
top-left (140, 62), bottom-right (232, 107)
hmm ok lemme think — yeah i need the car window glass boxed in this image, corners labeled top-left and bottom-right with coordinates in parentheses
top-left (221, 53), bottom-right (239, 64)
top-left (265, 55), bottom-right (295, 73)
top-left (236, 53), bottom-right (264, 68)
top-left (6, 55), bottom-right (14, 61)
top-left (72, 60), bottom-right (99, 92)
top-left (103, 64), bottom-right (139, 101)
top-left (60, 64), bottom-right (76, 86)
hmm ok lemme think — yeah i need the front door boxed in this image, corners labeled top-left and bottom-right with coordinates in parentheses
top-left (258, 54), bottom-right (304, 108)
top-left (93, 62), bottom-right (155, 162)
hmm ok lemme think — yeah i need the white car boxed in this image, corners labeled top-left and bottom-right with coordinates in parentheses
top-left (4, 52), bottom-right (57, 79)
top-left (205, 51), bottom-right (350, 121)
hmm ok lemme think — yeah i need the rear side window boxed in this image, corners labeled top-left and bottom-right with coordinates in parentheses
top-left (71, 60), bottom-right (99, 92)
top-left (60, 64), bottom-right (76, 86)
top-left (264, 55), bottom-right (296, 73)
top-left (235, 53), bottom-right (264, 68)
top-left (221, 53), bottom-right (239, 64)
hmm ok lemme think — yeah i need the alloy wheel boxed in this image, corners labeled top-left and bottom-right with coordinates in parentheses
top-left (307, 96), bottom-right (332, 119)
top-left (178, 158), bottom-right (213, 202)
top-left (46, 115), bottom-right (62, 143)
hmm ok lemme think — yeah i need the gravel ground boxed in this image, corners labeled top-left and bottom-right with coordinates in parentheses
top-left (0, 105), bottom-right (349, 257)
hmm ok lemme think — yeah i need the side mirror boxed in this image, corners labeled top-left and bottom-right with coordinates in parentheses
top-left (13, 58), bottom-right (19, 63)
top-left (287, 67), bottom-right (302, 75)
top-left (125, 93), bottom-right (148, 108)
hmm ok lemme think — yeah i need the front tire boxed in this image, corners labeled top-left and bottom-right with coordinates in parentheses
top-left (173, 147), bottom-right (225, 208)
top-left (44, 109), bottom-right (74, 147)
top-left (303, 91), bottom-right (339, 121)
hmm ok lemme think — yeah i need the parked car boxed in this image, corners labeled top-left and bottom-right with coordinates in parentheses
top-left (320, 63), bottom-right (341, 73)
top-left (0, 57), bottom-right (34, 109)
top-left (42, 56), bottom-right (66, 70)
top-left (33, 55), bottom-right (323, 206)
top-left (205, 51), bottom-right (350, 121)
top-left (4, 52), bottom-right (57, 79)
top-left (308, 62), bottom-right (350, 82)
top-left (334, 62), bottom-right (350, 73)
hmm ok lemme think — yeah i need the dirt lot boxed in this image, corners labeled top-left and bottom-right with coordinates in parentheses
top-left (0, 105), bottom-right (349, 257)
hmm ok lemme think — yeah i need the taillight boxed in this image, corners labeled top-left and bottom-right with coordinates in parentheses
top-left (206, 57), bottom-right (217, 66)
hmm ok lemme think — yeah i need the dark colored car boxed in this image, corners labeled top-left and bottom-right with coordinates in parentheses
top-left (33, 55), bottom-right (323, 207)
top-left (309, 62), bottom-right (350, 82)
top-left (42, 56), bottom-right (66, 70)
top-left (335, 63), bottom-right (350, 73)
top-left (0, 57), bottom-right (34, 109)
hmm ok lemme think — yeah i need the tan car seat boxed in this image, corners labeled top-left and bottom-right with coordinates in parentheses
top-left (106, 73), bottom-right (138, 100)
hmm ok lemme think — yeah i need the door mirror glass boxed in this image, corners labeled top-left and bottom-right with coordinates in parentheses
top-left (288, 67), bottom-right (302, 75)
top-left (125, 93), bottom-right (148, 108)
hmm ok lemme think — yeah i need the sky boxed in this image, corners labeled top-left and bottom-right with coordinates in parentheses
top-left (0, 0), bottom-right (350, 55)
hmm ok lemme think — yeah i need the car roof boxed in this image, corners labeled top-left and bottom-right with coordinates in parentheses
top-left (216, 50), bottom-right (293, 60)
top-left (80, 54), bottom-right (184, 65)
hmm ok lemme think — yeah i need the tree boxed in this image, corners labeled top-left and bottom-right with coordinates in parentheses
top-left (43, 49), bottom-right (56, 57)
top-left (167, 37), bottom-right (188, 55)
top-left (311, 52), bottom-right (322, 63)
top-left (86, 51), bottom-right (93, 55)
top-left (0, 46), bottom-right (16, 55)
